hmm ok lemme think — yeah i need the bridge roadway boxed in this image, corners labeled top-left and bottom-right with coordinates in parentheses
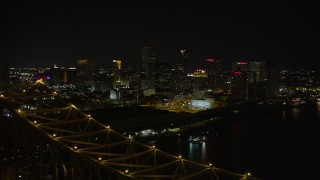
top-left (0, 81), bottom-right (260, 180)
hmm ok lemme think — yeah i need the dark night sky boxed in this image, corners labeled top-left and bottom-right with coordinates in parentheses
top-left (1, 1), bottom-right (319, 70)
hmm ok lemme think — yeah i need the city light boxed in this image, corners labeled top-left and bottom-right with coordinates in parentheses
top-left (2, 56), bottom-right (318, 180)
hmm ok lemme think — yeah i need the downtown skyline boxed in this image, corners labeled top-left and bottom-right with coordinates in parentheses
top-left (1, 1), bottom-right (319, 69)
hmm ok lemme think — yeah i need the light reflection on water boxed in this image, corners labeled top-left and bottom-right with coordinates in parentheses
top-left (188, 142), bottom-right (207, 163)
top-left (154, 103), bottom-right (320, 179)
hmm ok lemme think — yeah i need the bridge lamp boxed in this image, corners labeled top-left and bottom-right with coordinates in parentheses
top-left (98, 157), bottom-right (102, 161)
top-left (0, 94), bottom-right (3, 98)
top-left (125, 169), bottom-right (129, 174)
top-left (33, 120), bottom-right (37, 124)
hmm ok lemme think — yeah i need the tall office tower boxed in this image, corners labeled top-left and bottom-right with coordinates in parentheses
top-left (127, 69), bottom-right (141, 90)
top-left (206, 58), bottom-right (223, 91)
top-left (248, 61), bottom-right (279, 99)
top-left (231, 61), bottom-right (248, 100)
top-left (67, 67), bottom-right (77, 84)
top-left (172, 49), bottom-right (189, 94)
top-left (192, 69), bottom-right (208, 94)
top-left (247, 61), bottom-right (266, 100)
top-left (47, 64), bottom-right (62, 86)
top-left (61, 67), bottom-right (68, 84)
top-left (112, 59), bottom-right (122, 87)
top-left (155, 63), bottom-right (173, 93)
top-left (141, 45), bottom-right (156, 89)
top-left (75, 59), bottom-right (96, 90)
top-left (249, 61), bottom-right (267, 82)
top-left (175, 49), bottom-right (188, 72)
top-left (0, 59), bottom-right (9, 84)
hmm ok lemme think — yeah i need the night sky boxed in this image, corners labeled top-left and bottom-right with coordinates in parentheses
top-left (1, 1), bottom-right (319, 70)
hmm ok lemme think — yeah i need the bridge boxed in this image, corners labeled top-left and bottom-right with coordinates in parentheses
top-left (0, 81), bottom-right (260, 180)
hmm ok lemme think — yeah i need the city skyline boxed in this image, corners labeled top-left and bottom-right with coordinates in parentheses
top-left (1, 1), bottom-right (319, 69)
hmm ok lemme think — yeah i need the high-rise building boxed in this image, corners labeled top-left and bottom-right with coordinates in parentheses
top-left (249, 61), bottom-right (267, 82)
top-left (172, 49), bottom-right (189, 94)
top-left (248, 61), bottom-right (279, 99)
top-left (47, 64), bottom-right (63, 86)
top-left (175, 49), bottom-right (188, 72)
top-left (231, 61), bottom-right (248, 100)
top-left (141, 46), bottom-right (156, 89)
top-left (206, 58), bottom-right (223, 91)
top-left (113, 59), bottom-right (122, 87)
top-left (75, 59), bottom-right (96, 91)
top-left (231, 61), bottom-right (279, 101)
top-left (192, 69), bottom-right (208, 93)
top-left (155, 63), bottom-right (172, 93)
top-left (67, 67), bottom-right (77, 84)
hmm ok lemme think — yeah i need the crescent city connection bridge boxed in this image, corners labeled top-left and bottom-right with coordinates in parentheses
top-left (0, 81), bottom-right (260, 180)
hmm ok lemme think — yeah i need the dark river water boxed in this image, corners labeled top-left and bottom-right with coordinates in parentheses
top-left (139, 102), bottom-right (320, 180)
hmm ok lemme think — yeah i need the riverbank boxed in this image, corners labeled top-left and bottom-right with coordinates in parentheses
top-left (85, 102), bottom-right (287, 134)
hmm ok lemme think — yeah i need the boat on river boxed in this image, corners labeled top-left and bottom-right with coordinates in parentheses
top-left (188, 135), bottom-right (207, 144)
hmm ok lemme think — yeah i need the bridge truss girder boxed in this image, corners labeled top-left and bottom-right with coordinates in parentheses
top-left (0, 81), bottom-right (259, 180)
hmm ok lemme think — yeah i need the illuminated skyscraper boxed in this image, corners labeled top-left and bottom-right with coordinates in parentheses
top-left (248, 61), bottom-right (279, 98)
top-left (231, 61), bottom-right (248, 100)
top-left (67, 67), bottom-right (77, 84)
top-left (206, 58), bottom-right (222, 90)
top-left (141, 46), bottom-right (156, 89)
top-left (172, 49), bottom-right (189, 94)
top-left (175, 49), bottom-right (188, 73)
top-left (231, 61), bottom-right (279, 101)
top-left (75, 59), bottom-right (96, 90)
top-left (48, 64), bottom-right (61, 86)
top-left (113, 59), bottom-right (122, 87)
top-left (192, 69), bottom-right (208, 93)
top-left (155, 63), bottom-right (172, 93)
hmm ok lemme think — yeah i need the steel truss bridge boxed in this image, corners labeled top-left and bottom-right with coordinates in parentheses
top-left (0, 81), bottom-right (259, 180)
